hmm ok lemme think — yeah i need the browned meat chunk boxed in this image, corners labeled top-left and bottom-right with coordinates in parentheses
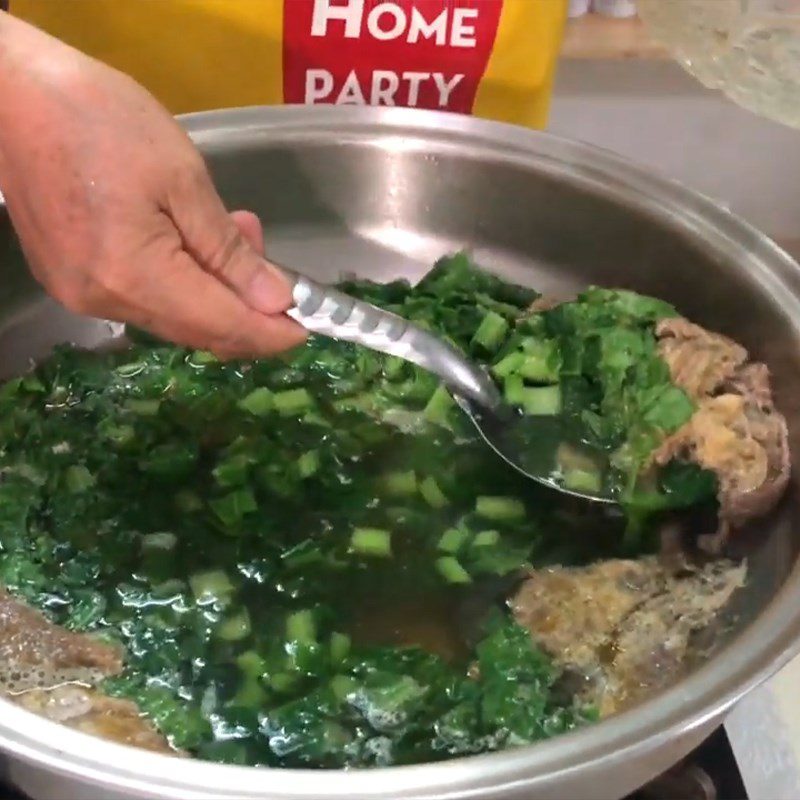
top-left (0, 589), bottom-right (122, 692)
top-left (13, 686), bottom-right (176, 755)
top-left (608, 560), bottom-right (744, 712)
top-left (511, 558), bottom-right (746, 716)
top-left (655, 318), bottom-right (747, 400)
top-left (653, 319), bottom-right (790, 550)
top-left (0, 590), bottom-right (173, 753)
top-left (526, 295), bottom-right (564, 314)
top-left (510, 559), bottom-right (661, 671)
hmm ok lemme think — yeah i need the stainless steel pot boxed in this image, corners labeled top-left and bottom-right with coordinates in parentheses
top-left (1, 105), bottom-right (800, 800)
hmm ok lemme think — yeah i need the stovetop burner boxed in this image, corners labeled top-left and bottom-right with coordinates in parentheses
top-left (627, 727), bottom-right (747, 800)
top-left (0, 726), bottom-right (746, 800)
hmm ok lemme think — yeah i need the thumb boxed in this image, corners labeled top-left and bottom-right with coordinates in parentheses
top-left (167, 166), bottom-right (293, 316)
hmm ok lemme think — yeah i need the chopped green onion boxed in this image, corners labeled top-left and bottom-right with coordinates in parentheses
top-left (423, 384), bottom-right (454, 426)
top-left (286, 609), bottom-right (317, 643)
top-left (273, 388), bottom-right (314, 416)
top-left (435, 556), bottom-right (472, 584)
top-left (329, 632), bottom-right (351, 664)
top-left (237, 387), bottom-right (273, 416)
top-left (64, 465), bottom-right (95, 493)
top-left (297, 450), bottom-right (320, 479)
top-left (518, 340), bottom-right (560, 383)
top-left (563, 468), bottom-right (602, 494)
top-left (236, 650), bottom-right (266, 679)
top-left (209, 488), bottom-right (258, 527)
top-left (124, 398), bottom-right (161, 416)
top-left (492, 351), bottom-right (526, 379)
top-left (189, 569), bottom-right (234, 605)
top-left (382, 470), bottom-right (418, 497)
top-left (471, 310), bottom-right (509, 353)
top-left (419, 476), bottom-right (449, 509)
top-left (217, 608), bottom-right (252, 641)
top-left (519, 385), bottom-right (562, 416)
top-left (503, 375), bottom-right (526, 405)
top-left (476, 496), bottom-right (525, 523)
top-left (437, 527), bottom-right (469, 554)
top-left (472, 529), bottom-right (500, 548)
top-left (349, 527), bottom-right (392, 558)
top-left (141, 531), bottom-right (177, 552)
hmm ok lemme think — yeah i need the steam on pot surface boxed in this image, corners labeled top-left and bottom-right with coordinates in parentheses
top-left (0, 253), bottom-right (787, 767)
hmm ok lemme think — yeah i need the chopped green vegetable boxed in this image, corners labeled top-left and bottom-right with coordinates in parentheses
top-left (286, 609), bottom-right (317, 644)
top-left (518, 385), bottom-right (561, 416)
top-left (435, 556), bottom-right (472, 584)
top-left (64, 464), bottom-right (95, 493)
top-left (209, 488), bottom-right (258, 527)
top-left (237, 387), bottom-right (273, 416)
top-left (349, 527), bottom-right (392, 558)
top-left (563, 469), bottom-right (602, 495)
top-left (274, 388), bottom-right (314, 416)
top-left (329, 632), bottom-right (351, 664)
top-left (189, 570), bottom-right (234, 605)
top-left (476, 496), bottom-right (526, 523)
top-left (518, 340), bottom-right (560, 384)
top-left (383, 355), bottom-right (407, 381)
top-left (504, 375), bottom-right (526, 405)
top-left (472, 529), bottom-right (500, 548)
top-left (472, 310), bottom-right (509, 353)
top-left (382, 470), bottom-right (418, 497)
top-left (297, 450), bottom-right (320, 479)
top-left (212, 453), bottom-right (252, 487)
top-left (237, 650), bottom-right (266, 679)
top-left (437, 527), bottom-right (470, 554)
top-left (423, 384), bottom-right (454, 426)
top-left (419, 476), bottom-right (449, 509)
top-left (217, 608), bottom-right (251, 641)
top-left (492, 351), bottom-right (526, 379)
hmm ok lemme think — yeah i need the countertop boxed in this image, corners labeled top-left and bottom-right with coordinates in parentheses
top-left (723, 235), bottom-right (800, 800)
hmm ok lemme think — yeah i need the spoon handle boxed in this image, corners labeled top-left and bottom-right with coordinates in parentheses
top-left (283, 269), bottom-right (501, 410)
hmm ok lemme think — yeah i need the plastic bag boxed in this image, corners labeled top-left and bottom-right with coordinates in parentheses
top-left (11, 0), bottom-right (566, 128)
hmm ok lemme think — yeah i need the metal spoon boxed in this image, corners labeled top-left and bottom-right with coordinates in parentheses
top-left (284, 270), bottom-right (612, 504)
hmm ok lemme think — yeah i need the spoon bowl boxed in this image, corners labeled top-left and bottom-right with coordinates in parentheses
top-left (285, 267), bottom-right (615, 503)
top-left (455, 395), bottom-right (616, 504)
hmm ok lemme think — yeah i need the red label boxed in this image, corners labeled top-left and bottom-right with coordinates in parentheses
top-left (283, 0), bottom-right (503, 114)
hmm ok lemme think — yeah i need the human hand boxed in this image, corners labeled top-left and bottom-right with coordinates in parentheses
top-left (0, 12), bottom-right (305, 358)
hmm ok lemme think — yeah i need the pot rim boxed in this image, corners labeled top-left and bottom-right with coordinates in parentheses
top-left (2, 104), bottom-right (800, 798)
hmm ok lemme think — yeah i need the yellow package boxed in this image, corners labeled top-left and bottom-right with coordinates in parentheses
top-left (10, 0), bottom-right (566, 128)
